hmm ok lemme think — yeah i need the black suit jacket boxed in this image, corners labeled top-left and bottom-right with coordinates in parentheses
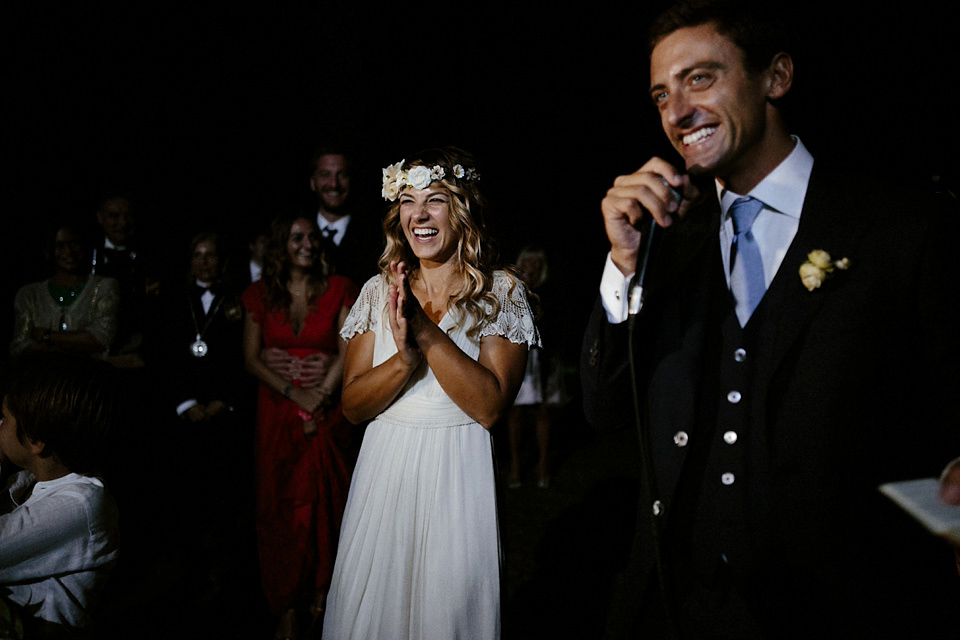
top-left (582, 165), bottom-right (960, 638)
top-left (162, 282), bottom-right (250, 415)
top-left (321, 211), bottom-right (384, 288)
top-left (91, 239), bottom-right (163, 356)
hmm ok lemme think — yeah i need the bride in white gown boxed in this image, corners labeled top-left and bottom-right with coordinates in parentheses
top-left (322, 148), bottom-right (539, 639)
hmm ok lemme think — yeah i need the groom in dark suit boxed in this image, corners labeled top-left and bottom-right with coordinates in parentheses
top-left (581, 1), bottom-right (960, 638)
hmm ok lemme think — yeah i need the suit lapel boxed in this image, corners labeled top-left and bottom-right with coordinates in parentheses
top-left (754, 165), bottom-right (872, 382)
top-left (655, 168), bottom-right (872, 404)
top-left (643, 203), bottom-right (724, 505)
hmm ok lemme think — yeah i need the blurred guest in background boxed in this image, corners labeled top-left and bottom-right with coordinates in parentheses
top-left (242, 213), bottom-right (358, 639)
top-left (246, 228), bottom-right (269, 286)
top-left (308, 145), bottom-right (383, 286)
top-left (507, 245), bottom-right (552, 489)
top-left (90, 191), bottom-right (161, 368)
top-left (166, 231), bottom-right (247, 426)
top-left (160, 230), bottom-right (256, 625)
top-left (11, 220), bottom-right (119, 359)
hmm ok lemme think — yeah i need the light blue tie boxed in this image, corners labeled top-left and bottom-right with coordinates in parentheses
top-left (729, 196), bottom-right (765, 323)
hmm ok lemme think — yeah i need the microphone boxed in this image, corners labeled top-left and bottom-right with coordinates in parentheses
top-left (627, 177), bottom-right (679, 317)
top-left (628, 218), bottom-right (657, 317)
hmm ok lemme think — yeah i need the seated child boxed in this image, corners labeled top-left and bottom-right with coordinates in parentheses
top-left (0, 353), bottom-right (119, 634)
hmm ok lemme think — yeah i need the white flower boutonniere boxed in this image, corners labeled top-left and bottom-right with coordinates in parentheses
top-left (799, 250), bottom-right (850, 291)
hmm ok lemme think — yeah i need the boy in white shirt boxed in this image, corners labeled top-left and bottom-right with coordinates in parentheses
top-left (0, 354), bottom-right (119, 635)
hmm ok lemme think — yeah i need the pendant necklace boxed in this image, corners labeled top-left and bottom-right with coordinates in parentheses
top-left (189, 290), bottom-right (224, 358)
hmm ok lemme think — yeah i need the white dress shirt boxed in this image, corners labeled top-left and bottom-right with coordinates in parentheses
top-left (103, 236), bottom-right (126, 252)
top-left (317, 213), bottom-right (350, 247)
top-left (249, 259), bottom-right (263, 283)
top-left (0, 470), bottom-right (119, 628)
top-left (196, 280), bottom-right (216, 314)
top-left (600, 137), bottom-right (813, 324)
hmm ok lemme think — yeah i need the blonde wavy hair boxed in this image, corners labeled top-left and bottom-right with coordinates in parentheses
top-left (379, 147), bottom-right (517, 338)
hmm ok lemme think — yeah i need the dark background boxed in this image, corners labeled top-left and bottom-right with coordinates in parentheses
top-left (4, 0), bottom-right (959, 316)
top-left (2, 3), bottom-right (958, 636)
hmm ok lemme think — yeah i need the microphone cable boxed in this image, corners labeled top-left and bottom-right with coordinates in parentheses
top-left (627, 214), bottom-right (679, 640)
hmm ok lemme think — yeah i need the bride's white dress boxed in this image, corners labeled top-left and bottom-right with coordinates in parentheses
top-left (322, 272), bottom-right (539, 640)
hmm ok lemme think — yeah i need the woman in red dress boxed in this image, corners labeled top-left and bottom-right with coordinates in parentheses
top-left (242, 213), bottom-right (359, 639)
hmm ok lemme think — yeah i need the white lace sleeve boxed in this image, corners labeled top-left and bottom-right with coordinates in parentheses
top-left (478, 271), bottom-right (541, 347)
top-left (340, 275), bottom-right (387, 340)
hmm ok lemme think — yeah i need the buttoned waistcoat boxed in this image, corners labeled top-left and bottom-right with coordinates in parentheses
top-left (581, 165), bottom-right (960, 637)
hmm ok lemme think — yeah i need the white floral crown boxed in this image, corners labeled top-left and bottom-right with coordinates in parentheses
top-left (381, 160), bottom-right (480, 201)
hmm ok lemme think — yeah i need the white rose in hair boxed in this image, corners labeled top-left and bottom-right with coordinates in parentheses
top-left (407, 165), bottom-right (433, 190)
top-left (381, 161), bottom-right (405, 201)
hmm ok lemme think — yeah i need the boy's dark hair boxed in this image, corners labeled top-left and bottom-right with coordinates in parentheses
top-left (4, 353), bottom-right (118, 476)
top-left (648, 0), bottom-right (794, 74)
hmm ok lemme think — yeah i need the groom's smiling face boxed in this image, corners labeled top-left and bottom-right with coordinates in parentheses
top-left (649, 22), bottom-right (790, 190)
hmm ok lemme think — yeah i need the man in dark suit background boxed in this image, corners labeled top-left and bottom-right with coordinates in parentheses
top-left (581, 1), bottom-right (960, 637)
top-left (91, 191), bottom-right (162, 367)
top-left (309, 145), bottom-right (383, 287)
top-left (165, 231), bottom-right (249, 425)
top-left (151, 230), bottom-right (259, 624)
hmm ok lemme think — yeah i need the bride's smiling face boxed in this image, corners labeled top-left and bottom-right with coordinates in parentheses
top-left (398, 184), bottom-right (458, 266)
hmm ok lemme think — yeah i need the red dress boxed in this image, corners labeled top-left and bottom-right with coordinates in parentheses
top-left (241, 276), bottom-right (359, 614)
